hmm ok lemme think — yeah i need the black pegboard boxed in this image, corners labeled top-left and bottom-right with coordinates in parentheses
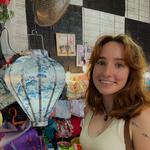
top-left (26, 0), bottom-right (82, 73)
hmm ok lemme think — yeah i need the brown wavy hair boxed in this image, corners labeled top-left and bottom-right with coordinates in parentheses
top-left (86, 34), bottom-right (150, 119)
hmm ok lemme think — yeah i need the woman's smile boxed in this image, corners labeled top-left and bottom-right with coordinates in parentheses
top-left (99, 79), bottom-right (116, 84)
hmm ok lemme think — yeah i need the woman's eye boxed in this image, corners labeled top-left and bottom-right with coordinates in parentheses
top-left (96, 60), bottom-right (106, 66)
top-left (116, 63), bottom-right (124, 68)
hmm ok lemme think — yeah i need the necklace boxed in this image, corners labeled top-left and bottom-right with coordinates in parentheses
top-left (104, 113), bottom-right (108, 121)
top-left (102, 102), bottom-right (109, 121)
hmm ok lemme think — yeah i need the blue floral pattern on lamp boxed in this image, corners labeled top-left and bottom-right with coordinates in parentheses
top-left (4, 50), bottom-right (66, 127)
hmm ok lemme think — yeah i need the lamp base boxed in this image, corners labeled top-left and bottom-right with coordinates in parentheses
top-left (35, 127), bottom-right (44, 136)
top-left (32, 120), bottom-right (48, 127)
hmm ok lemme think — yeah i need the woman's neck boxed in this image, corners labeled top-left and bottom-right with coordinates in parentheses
top-left (102, 95), bottom-right (114, 113)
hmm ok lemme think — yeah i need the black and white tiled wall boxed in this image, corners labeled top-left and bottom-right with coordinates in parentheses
top-left (2, 0), bottom-right (150, 72)
top-left (52, 0), bottom-right (150, 68)
top-left (81, 0), bottom-right (150, 63)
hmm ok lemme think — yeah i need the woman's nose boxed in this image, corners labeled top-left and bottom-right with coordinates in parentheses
top-left (103, 64), bottom-right (114, 76)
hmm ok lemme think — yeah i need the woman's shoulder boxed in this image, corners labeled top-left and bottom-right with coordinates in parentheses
top-left (131, 106), bottom-right (150, 125)
top-left (130, 106), bottom-right (150, 149)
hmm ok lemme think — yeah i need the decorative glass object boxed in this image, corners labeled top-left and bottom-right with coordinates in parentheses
top-left (4, 49), bottom-right (65, 126)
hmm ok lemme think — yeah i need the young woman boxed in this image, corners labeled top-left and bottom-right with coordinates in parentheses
top-left (80, 34), bottom-right (150, 150)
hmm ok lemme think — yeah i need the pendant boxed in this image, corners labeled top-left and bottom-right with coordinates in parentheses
top-left (104, 114), bottom-right (108, 121)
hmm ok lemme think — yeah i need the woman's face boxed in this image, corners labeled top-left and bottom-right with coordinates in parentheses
top-left (93, 41), bottom-right (130, 96)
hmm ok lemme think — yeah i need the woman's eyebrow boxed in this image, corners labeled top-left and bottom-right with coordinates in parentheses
top-left (98, 57), bottom-right (125, 61)
top-left (98, 57), bottom-right (105, 59)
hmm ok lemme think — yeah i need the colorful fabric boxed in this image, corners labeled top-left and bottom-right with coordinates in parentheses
top-left (0, 120), bottom-right (31, 148)
top-left (44, 118), bottom-right (58, 139)
top-left (54, 116), bottom-right (82, 138)
top-left (0, 0), bottom-right (10, 5)
top-left (52, 100), bottom-right (71, 119)
top-left (4, 128), bottom-right (45, 150)
top-left (54, 119), bottom-right (73, 138)
top-left (70, 116), bottom-right (82, 137)
top-left (70, 99), bottom-right (84, 117)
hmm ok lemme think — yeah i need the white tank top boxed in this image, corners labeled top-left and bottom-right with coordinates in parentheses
top-left (79, 110), bottom-right (126, 150)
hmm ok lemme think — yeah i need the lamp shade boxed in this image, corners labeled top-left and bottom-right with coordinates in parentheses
top-left (4, 50), bottom-right (65, 126)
